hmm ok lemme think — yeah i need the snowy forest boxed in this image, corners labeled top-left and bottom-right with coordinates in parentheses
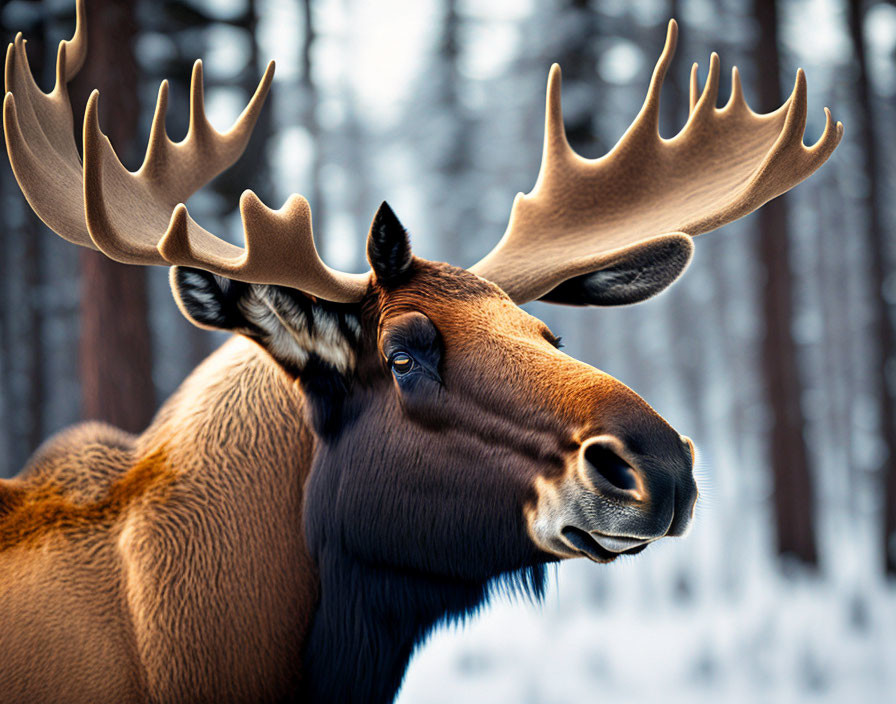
top-left (0, 0), bottom-right (894, 701)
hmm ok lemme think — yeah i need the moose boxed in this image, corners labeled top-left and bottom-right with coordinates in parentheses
top-left (0, 2), bottom-right (841, 702)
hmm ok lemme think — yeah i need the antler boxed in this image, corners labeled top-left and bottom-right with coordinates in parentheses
top-left (471, 20), bottom-right (843, 303)
top-left (4, 0), bottom-right (368, 302)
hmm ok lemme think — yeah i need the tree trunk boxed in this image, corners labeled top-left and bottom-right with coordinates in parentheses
top-left (24, 217), bottom-right (46, 454)
top-left (72, 0), bottom-right (155, 433)
top-left (2, 12), bottom-right (50, 467)
top-left (753, 0), bottom-right (818, 566)
top-left (0, 185), bottom-right (9, 473)
top-left (209, 0), bottom-right (274, 206)
top-left (847, 0), bottom-right (896, 575)
top-left (557, 0), bottom-right (601, 154)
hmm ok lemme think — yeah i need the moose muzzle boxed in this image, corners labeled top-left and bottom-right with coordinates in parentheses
top-left (527, 432), bottom-right (698, 563)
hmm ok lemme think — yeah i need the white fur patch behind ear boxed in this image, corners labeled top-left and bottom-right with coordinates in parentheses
top-left (310, 306), bottom-right (354, 371)
top-left (238, 285), bottom-right (357, 375)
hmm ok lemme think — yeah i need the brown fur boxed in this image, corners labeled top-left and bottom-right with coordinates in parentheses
top-left (0, 339), bottom-right (318, 702)
top-left (0, 444), bottom-right (172, 553)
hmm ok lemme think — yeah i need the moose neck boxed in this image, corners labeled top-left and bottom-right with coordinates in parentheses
top-left (161, 339), bottom-right (487, 702)
top-left (301, 548), bottom-right (493, 704)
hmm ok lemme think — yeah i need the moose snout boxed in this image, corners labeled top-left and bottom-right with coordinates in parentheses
top-left (527, 421), bottom-right (698, 563)
top-left (530, 432), bottom-right (698, 563)
top-left (580, 433), bottom-right (697, 531)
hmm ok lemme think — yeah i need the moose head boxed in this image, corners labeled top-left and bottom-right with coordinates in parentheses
top-left (1, 2), bottom-right (841, 701)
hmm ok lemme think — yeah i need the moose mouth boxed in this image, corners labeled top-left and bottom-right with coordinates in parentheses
top-left (561, 526), bottom-right (650, 562)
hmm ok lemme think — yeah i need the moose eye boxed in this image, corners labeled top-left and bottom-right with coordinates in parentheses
top-left (389, 352), bottom-right (415, 376)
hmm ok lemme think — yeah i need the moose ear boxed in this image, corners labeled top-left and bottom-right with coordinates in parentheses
top-left (170, 266), bottom-right (255, 331)
top-left (538, 234), bottom-right (694, 306)
top-left (367, 201), bottom-right (414, 287)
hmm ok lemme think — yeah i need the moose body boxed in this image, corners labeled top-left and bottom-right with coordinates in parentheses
top-left (0, 339), bottom-right (314, 701)
top-left (0, 2), bottom-right (841, 702)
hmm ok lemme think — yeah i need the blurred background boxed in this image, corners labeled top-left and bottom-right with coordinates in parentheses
top-left (1, 0), bottom-right (894, 701)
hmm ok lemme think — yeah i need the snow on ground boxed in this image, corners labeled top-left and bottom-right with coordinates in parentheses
top-left (397, 518), bottom-right (896, 703)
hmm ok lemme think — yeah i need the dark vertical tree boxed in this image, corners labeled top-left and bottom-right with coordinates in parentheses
top-left (21, 16), bottom-right (47, 457)
top-left (0, 6), bottom-right (50, 469)
top-left (847, 0), bottom-right (896, 575)
top-left (343, 97), bottom-right (372, 271)
top-left (407, 0), bottom-right (479, 263)
top-left (752, 0), bottom-right (817, 566)
top-left (23, 210), bottom-right (46, 454)
top-left (71, 0), bottom-right (156, 433)
top-left (432, 0), bottom-right (473, 263)
top-left (209, 0), bottom-right (274, 205)
top-left (0, 177), bottom-right (9, 472)
top-left (554, 0), bottom-right (601, 154)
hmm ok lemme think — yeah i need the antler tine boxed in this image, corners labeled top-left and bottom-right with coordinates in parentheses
top-left (6, 2), bottom-right (370, 303)
top-left (159, 192), bottom-right (369, 302)
top-left (81, 51), bottom-right (369, 298)
top-left (538, 63), bottom-right (570, 180)
top-left (632, 19), bottom-right (677, 136)
top-left (81, 90), bottom-right (167, 264)
top-left (692, 53), bottom-right (721, 118)
top-left (688, 63), bottom-right (699, 113)
top-left (782, 69), bottom-right (809, 145)
top-left (61, 0), bottom-right (87, 79)
top-left (140, 79), bottom-right (171, 178)
top-left (812, 107), bottom-right (841, 156)
top-left (725, 66), bottom-right (746, 111)
top-left (142, 59), bottom-right (274, 194)
top-left (4, 0), bottom-right (274, 264)
top-left (4, 20), bottom-right (92, 248)
top-left (470, 21), bottom-right (843, 304)
top-left (83, 59), bottom-right (276, 264)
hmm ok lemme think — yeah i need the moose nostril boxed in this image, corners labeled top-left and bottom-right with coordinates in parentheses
top-left (583, 442), bottom-right (639, 493)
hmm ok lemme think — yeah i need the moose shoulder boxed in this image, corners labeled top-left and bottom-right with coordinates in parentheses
top-left (0, 2), bottom-right (841, 703)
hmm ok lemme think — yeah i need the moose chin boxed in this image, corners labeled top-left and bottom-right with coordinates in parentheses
top-left (0, 0), bottom-right (840, 702)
